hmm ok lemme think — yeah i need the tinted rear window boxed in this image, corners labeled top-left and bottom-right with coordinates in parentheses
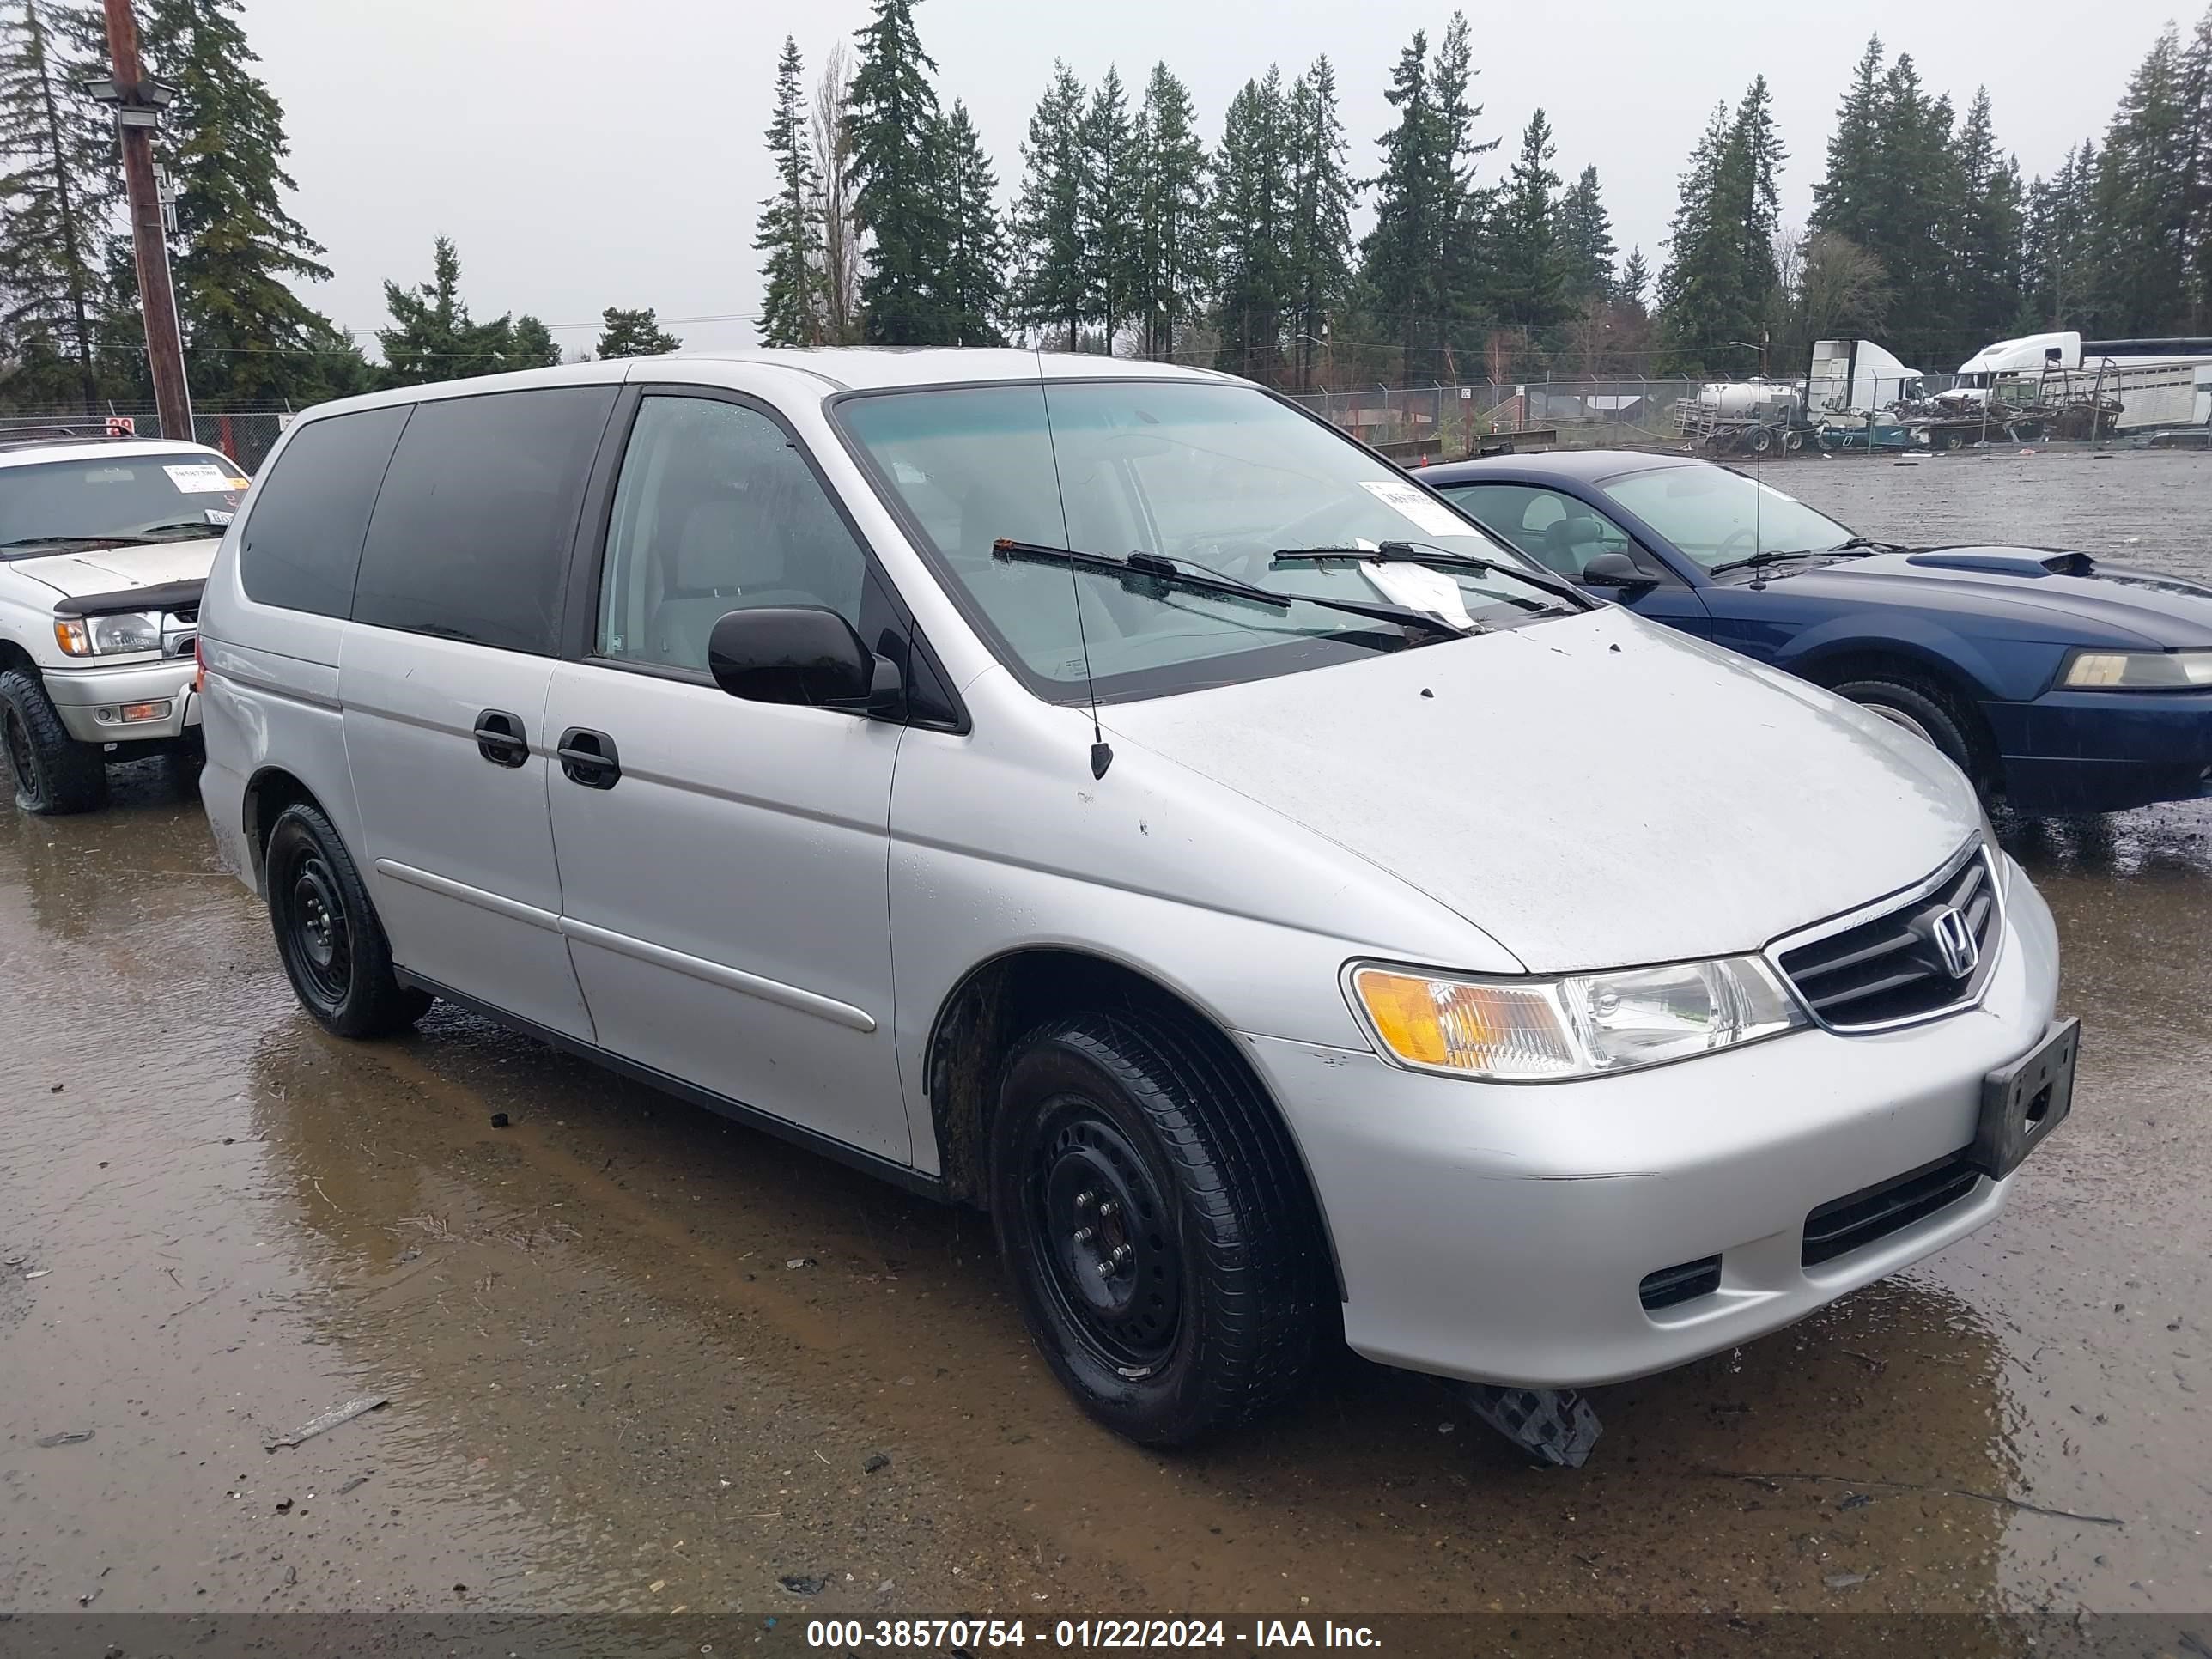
top-left (353, 386), bottom-right (616, 654)
top-left (238, 409), bottom-right (407, 616)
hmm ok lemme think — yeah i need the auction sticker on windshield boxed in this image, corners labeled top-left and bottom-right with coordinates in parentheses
top-left (164, 463), bottom-right (237, 494)
top-left (1358, 478), bottom-right (1476, 538)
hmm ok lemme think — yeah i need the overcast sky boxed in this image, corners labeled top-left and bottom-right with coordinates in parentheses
top-left (247, 0), bottom-right (2181, 363)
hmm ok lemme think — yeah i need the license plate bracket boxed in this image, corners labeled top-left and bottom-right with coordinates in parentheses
top-left (1972, 1016), bottom-right (2079, 1180)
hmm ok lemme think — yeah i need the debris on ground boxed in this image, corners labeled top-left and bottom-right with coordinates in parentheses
top-left (862, 1452), bottom-right (890, 1474)
top-left (34, 1430), bottom-right (94, 1447)
top-left (337, 1474), bottom-right (370, 1494)
top-left (490, 1113), bottom-right (510, 1129)
top-left (264, 1395), bottom-right (388, 1453)
top-left (1824, 1571), bottom-right (1869, 1590)
top-left (1454, 1384), bottom-right (1602, 1468)
top-left (786, 1257), bottom-right (816, 1270)
top-left (779, 1573), bottom-right (826, 1595)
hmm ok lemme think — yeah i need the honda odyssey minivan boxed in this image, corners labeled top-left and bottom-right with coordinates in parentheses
top-left (198, 350), bottom-right (2073, 1450)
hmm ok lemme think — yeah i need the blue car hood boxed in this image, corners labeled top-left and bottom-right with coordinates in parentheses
top-left (1769, 549), bottom-right (2212, 647)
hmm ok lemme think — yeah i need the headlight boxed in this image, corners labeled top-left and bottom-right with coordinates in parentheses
top-left (1349, 957), bottom-right (1807, 1082)
top-left (52, 612), bottom-right (161, 657)
top-left (2057, 648), bottom-right (2212, 690)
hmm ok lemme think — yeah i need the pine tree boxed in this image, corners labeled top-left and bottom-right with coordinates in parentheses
top-left (1080, 66), bottom-right (1138, 348)
top-left (755, 36), bottom-right (822, 347)
top-left (135, 0), bottom-right (362, 405)
top-left (1283, 57), bottom-right (1353, 390)
top-left (1490, 108), bottom-right (1565, 333)
top-left (1131, 61), bottom-right (1208, 362)
top-left (2092, 23), bottom-right (2195, 334)
top-left (0, 0), bottom-right (115, 410)
top-left (1212, 69), bottom-right (1290, 384)
top-left (1952, 88), bottom-right (2024, 349)
top-left (1554, 166), bottom-right (1616, 304)
top-left (596, 307), bottom-right (682, 358)
top-left (377, 236), bottom-right (551, 385)
top-left (1359, 29), bottom-right (1454, 381)
top-left (1429, 13), bottom-right (1498, 374)
top-left (934, 100), bottom-right (1006, 345)
top-left (845, 0), bottom-right (949, 344)
top-left (1656, 80), bottom-right (1787, 374)
top-left (2185, 6), bottom-right (2211, 329)
top-left (1729, 76), bottom-right (1787, 329)
top-left (1011, 62), bottom-right (1087, 349)
top-left (1811, 36), bottom-right (1887, 249)
top-left (1614, 246), bottom-right (1650, 310)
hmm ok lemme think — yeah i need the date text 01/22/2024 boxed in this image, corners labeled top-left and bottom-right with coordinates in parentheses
top-left (804, 1620), bottom-right (1382, 1649)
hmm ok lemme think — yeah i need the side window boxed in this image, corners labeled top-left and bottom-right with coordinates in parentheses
top-left (596, 396), bottom-right (867, 672)
top-left (237, 405), bottom-right (409, 617)
top-left (353, 386), bottom-right (617, 654)
top-left (1441, 483), bottom-right (1635, 579)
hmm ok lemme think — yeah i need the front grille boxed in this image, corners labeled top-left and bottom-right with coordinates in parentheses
top-left (1802, 1150), bottom-right (1981, 1267)
top-left (1639, 1255), bottom-right (1723, 1311)
top-left (1777, 851), bottom-right (1996, 1028)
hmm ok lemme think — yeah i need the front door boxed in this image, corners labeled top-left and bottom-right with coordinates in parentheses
top-left (543, 390), bottom-right (911, 1163)
top-left (339, 385), bottom-right (617, 1041)
top-left (1437, 481), bottom-right (1712, 635)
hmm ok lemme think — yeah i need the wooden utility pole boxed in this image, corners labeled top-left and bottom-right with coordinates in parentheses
top-left (100, 0), bottom-right (191, 441)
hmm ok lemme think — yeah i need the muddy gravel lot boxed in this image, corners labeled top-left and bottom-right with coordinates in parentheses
top-left (1, 450), bottom-right (2208, 1638)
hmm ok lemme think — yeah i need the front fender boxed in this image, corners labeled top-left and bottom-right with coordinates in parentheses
top-left (1776, 611), bottom-right (2052, 703)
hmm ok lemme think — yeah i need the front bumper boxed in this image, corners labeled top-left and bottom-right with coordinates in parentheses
top-left (1243, 867), bottom-right (2062, 1390)
top-left (1988, 687), bottom-right (2212, 813)
top-left (43, 659), bottom-right (200, 745)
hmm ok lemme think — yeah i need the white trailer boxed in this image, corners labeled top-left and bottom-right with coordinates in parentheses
top-left (1807, 339), bottom-right (1926, 416)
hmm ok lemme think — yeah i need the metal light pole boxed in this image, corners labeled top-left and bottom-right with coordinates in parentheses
top-left (85, 0), bottom-right (191, 442)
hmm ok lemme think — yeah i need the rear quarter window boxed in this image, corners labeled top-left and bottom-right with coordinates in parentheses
top-left (353, 386), bottom-right (616, 654)
top-left (238, 406), bottom-right (409, 617)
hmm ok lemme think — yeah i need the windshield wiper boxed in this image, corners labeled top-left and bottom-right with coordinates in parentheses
top-left (992, 538), bottom-right (1472, 641)
top-left (133, 520), bottom-right (228, 539)
top-left (1707, 549), bottom-right (1820, 577)
top-left (0, 533), bottom-right (158, 552)
top-left (1824, 535), bottom-right (1904, 556)
top-left (1271, 541), bottom-right (1593, 612)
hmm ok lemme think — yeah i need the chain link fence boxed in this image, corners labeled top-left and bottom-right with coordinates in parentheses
top-left (0, 406), bottom-right (295, 471)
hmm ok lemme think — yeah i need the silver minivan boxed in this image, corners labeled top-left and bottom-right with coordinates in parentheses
top-left (198, 350), bottom-right (2073, 1450)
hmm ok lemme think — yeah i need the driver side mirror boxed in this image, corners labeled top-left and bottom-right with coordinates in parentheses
top-left (708, 605), bottom-right (903, 716)
top-left (1578, 552), bottom-right (1656, 592)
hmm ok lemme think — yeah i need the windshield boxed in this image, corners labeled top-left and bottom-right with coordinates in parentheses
top-left (1597, 464), bottom-right (1856, 570)
top-left (836, 380), bottom-right (1564, 701)
top-left (0, 450), bottom-right (249, 554)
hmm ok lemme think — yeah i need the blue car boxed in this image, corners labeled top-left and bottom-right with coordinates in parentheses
top-left (1422, 452), bottom-right (2212, 814)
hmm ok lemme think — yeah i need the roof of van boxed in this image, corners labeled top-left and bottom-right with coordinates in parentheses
top-left (286, 349), bottom-right (1238, 427)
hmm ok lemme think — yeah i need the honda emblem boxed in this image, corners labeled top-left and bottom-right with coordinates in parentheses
top-left (1929, 907), bottom-right (1979, 980)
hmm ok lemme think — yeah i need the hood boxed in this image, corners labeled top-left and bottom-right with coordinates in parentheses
top-left (1101, 607), bottom-right (1978, 974)
top-left (1782, 548), bottom-right (2212, 646)
top-left (9, 538), bottom-right (222, 601)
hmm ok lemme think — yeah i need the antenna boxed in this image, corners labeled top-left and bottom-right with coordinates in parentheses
top-left (1035, 343), bottom-right (1112, 779)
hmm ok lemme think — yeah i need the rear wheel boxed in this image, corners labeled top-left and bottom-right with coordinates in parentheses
top-left (0, 668), bottom-right (107, 816)
top-left (265, 802), bottom-right (433, 1037)
top-left (988, 1011), bottom-right (1325, 1448)
top-left (1830, 673), bottom-right (1992, 796)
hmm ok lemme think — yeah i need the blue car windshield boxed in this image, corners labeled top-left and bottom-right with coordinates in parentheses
top-left (836, 380), bottom-right (1559, 702)
top-left (1600, 464), bottom-right (1858, 568)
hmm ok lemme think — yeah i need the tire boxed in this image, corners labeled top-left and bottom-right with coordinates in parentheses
top-left (988, 1010), bottom-right (1326, 1448)
top-left (1829, 674), bottom-right (1991, 796)
top-left (264, 802), bottom-right (433, 1037)
top-left (0, 668), bottom-right (108, 816)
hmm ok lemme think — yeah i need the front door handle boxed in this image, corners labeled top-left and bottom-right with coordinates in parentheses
top-left (473, 709), bottom-right (529, 768)
top-left (556, 726), bottom-right (621, 789)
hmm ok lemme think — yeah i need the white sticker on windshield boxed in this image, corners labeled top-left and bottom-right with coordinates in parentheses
top-left (164, 462), bottom-right (234, 494)
top-left (1360, 562), bottom-right (1476, 629)
top-left (1358, 478), bottom-right (1473, 538)
top-left (204, 508), bottom-right (235, 526)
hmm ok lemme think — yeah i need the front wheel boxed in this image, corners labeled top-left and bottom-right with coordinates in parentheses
top-left (265, 802), bottom-right (433, 1037)
top-left (1831, 674), bottom-right (1991, 797)
top-left (0, 668), bottom-right (108, 816)
top-left (988, 1012), bottom-right (1326, 1448)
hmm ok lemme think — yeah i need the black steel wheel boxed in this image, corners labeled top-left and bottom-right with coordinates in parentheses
top-left (989, 1010), bottom-right (1327, 1448)
top-left (0, 668), bottom-right (107, 815)
top-left (264, 801), bottom-right (433, 1037)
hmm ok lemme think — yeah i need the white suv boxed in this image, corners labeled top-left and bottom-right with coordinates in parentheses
top-left (0, 424), bottom-right (249, 813)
